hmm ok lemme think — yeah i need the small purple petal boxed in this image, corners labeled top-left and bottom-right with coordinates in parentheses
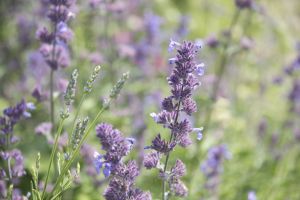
top-left (150, 112), bottom-right (158, 122)
top-left (169, 58), bottom-right (177, 64)
top-left (93, 152), bottom-right (103, 174)
top-left (193, 127), bottom-right (203, 140)
top-left (168, 39), bottom-right (181, 52)
top-left (103, 163), bottom-right (111, 177)
top-left (196, 63), bottom-right (205, 76)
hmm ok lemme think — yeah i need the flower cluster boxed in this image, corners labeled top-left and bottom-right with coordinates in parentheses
top-left (0, 149), bottom-right (25, 181)
top-left (94, 123), bottom-right (151, 200)
top-left (0, 100), bottom-right (34, 199)
top-left (201, 145), bottom-right (231, 191)
top-left (145, 40), bottom-right (204, 198)
top-left (0, 100), bottom-right (35, 146)
top-left (37, 0), bottom-right (75, 70)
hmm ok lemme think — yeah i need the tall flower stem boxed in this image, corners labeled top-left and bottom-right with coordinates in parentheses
top-left (162, 86), bottom-right (183, 200)
top-left (42, 119), bottom-right (65, 199)
top-left (68, 94), bottom-right (87, 149)
top-left (49, 5), bottom-right (59, 128)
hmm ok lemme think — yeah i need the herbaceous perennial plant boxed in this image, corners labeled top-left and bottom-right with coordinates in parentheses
top-left (144, 40), bottom-right (205, 199)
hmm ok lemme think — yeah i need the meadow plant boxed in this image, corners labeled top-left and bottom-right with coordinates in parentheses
top-left (145, 40), bottom-right (204, 199)
top-left (0, 100), bottom-right (35, 199)
top-left (37, 0), bottom-right (75, 126)
top-left (26, 65), bottom-right (130, 200)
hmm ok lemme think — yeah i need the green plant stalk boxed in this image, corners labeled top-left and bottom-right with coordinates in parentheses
top-left (161, 85), bottom-right (183, 200)
top-left (41, 119), bottom-right (65, 199)
top-left (47, 102), bottom-right (109, 199)
top-left (67, 94), bottom-right (87, 150)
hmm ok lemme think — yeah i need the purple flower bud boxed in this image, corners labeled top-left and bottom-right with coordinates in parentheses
top-left (182, 98), bottom-right (197, 115)
top-left (161, 97), bottom-right (174, 112)
top-left (36, 27), bottom-right (55, 44)
top-left (171, 159), bottom-right (186, 178)
top-left (151, 134), bottom-right (175, 153)
top-left (170, 181), bottom-right (188, 197)
top-left (144, 152), bottom-right (160, 169)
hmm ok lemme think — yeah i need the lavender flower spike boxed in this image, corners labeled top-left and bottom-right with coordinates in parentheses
top-left (95, 123), bottom-right (151, 199)
top-left (144, 40), bottom-right (205, 199)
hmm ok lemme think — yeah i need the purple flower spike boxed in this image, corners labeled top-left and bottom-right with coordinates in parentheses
top-left (95, 123), bottom-right (151, 199)
top-left (145, 40), bottom-right (205, 197)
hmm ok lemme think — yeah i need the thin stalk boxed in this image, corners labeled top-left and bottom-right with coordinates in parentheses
top-left (47, 103), bottom-right (108, 199)
top-left (68, 94), bottom-right (87, 149)
top-left (49, 5), bottom-right (59, 128)
top-left (41, 119), bottom-right (65, 199)
top-left (162, 85), bottom-right (183, 200)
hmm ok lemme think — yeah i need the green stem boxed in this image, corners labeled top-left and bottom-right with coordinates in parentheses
top-left (68, 94), bottom-right (86, 149)
top-left (49, 5), bottom-right (59, 129)
top-left (47, 103), bottom-right (108, 199)
top-left (41, 119), bottom-right (65, 199)
top-left (162, 86), bottom-right (183, 200)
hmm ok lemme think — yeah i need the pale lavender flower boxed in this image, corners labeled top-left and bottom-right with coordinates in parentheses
top-left (0, 149), bottom-right (26, 179)
top-left (248, 191), bottom-right (257, 200)
top-left (201, 145), bottom-right (231, 191)
top-left (35, 122), bottom-right (52, 136)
